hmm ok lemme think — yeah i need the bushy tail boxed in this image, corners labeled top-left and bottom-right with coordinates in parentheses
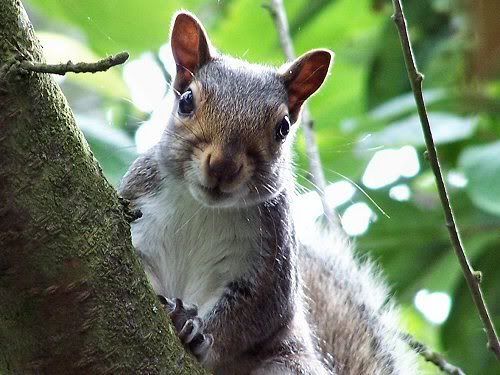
top-left (299, 227), bottom-right (417, 374)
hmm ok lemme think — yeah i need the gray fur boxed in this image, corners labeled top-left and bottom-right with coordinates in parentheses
top-left (300, 227), bottom-right (416, 374)
top-left (119, 11), bottom-right (417, 375)
top-left (120, 152), bottom-right (162, 203)
top-left (121, 152), bottom-right (327, 373)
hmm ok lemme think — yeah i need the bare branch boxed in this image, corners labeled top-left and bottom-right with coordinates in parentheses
top-left (404, 334), bottom-right (466, 375)
top-left (264, 0), bottom-right (340, 227)
top-left (19, 51), bottom-right (129, 75)
top-left (391, 0), bottom-right (500, 360)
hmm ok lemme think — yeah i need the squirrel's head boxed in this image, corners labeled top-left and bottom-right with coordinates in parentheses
top-left (158, 11), bottom-right (333, 208)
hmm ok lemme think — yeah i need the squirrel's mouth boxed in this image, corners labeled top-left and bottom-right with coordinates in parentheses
top-left (199, 185), bottom-right (230, 199)
top-left (189, 183), bottom-right (241, 208)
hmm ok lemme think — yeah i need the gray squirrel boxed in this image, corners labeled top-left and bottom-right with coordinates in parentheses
top-left (120, 11), bottom-right (417, 375)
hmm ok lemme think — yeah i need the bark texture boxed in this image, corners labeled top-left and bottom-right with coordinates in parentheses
top-left (0, 0), bottom-right (205, 373)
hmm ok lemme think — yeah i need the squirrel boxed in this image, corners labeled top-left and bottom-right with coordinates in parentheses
top-left (120, 11), bottom-right (417, 375)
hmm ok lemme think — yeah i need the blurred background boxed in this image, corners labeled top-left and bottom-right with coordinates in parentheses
top-left (23, 0), bottom-right (500, 373)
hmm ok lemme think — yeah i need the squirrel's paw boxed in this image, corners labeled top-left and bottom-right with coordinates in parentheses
top-left (158, 295), bottom-right (213, 361)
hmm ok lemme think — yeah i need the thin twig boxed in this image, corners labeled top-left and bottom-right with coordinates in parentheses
top-left (19, 51), bottom-right (129, 75)
top-left (264, 0), bottom-right (340, 227)
top-left (391, 0), bottom-right (500, 360)
top-left (153, 51), bottom-right (172, 86)
top-left (403, 334), bottom-right (466, 375)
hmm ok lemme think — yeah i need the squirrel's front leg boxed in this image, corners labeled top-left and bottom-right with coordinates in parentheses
top-left (193, 279), bottom-right (294, 372)
top-left (157, 280), bottom-right (272, 371)
top-left (158, 287), bottom-right (253, 370)
top-left (159, 292), bottom-right (330, 375)
top-left (158, 296), bottom-right (214, 362)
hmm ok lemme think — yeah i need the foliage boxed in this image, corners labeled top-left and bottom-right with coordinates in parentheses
top-left (25, 0), bottom-right (500, 373)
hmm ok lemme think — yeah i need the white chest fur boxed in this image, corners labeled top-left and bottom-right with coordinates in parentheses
top-left (130, 182), bottom-right (261, 317)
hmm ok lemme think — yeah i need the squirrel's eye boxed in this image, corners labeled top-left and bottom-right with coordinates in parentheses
top-left (178, 89), bottom-right (194, 115)
top-left (275, 115), bottom-right (290, 142)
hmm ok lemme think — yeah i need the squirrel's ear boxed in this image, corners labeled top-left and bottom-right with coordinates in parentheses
top-left (170, 11), bottom-right (212, 92)
top-left (280, 49), bottom-right (333, 123)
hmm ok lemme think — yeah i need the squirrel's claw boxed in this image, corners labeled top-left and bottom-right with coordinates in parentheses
top-left (157, 295), bottom-right (175, 311)
top-left (158, 295), bottom-right (197, 330)
top-left (157, 295), bottom-right (213, 361)
top-left (179, 316), bottom-right (203, 343)
top-left (189, 332), bottom-right (213, 361)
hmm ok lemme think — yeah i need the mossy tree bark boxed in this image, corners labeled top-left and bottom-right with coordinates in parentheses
top-left (0, 0), bottom-right (206, 373)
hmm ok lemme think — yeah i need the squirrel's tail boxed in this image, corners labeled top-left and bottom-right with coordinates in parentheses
top-left (299, 226), bottom-right (417, 374)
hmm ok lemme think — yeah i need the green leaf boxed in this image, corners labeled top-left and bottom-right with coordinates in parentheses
top-left (342, 89), bottom-right (447, 133)
top-left (355, 190), bottom-right (450, 298)
top-left (210, 0), bottom-right (281, 64)
top-left (357, 112), bottom-right (478, 149)
top-left (459, 141), bottom-right (500, 216)
top-left (366, 21), bottom-right (410, 108)
top-left (356, 188), bottom-right (500, 301)
top-left (407, 233), bottom-right (496, 298)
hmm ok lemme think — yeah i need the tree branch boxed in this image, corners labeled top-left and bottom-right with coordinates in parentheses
top-left (19, 51), bottom-right (129, 75)
top-left (404, 334), bottom-right (466, 375)
top-left (264, 0), bottom-right (340, 227)
top-left (391, 0), bottom-right (500, 360)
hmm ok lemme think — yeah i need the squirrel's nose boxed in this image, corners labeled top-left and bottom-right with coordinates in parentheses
top-left (207, 154), bottom-right (243, 184)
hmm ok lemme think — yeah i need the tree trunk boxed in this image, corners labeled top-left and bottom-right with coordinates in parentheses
top-left (0, 0), bottom-right (205, 373)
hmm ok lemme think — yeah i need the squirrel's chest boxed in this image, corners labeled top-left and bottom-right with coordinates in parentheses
top-left (131, 189), bottom-right (261, 316)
